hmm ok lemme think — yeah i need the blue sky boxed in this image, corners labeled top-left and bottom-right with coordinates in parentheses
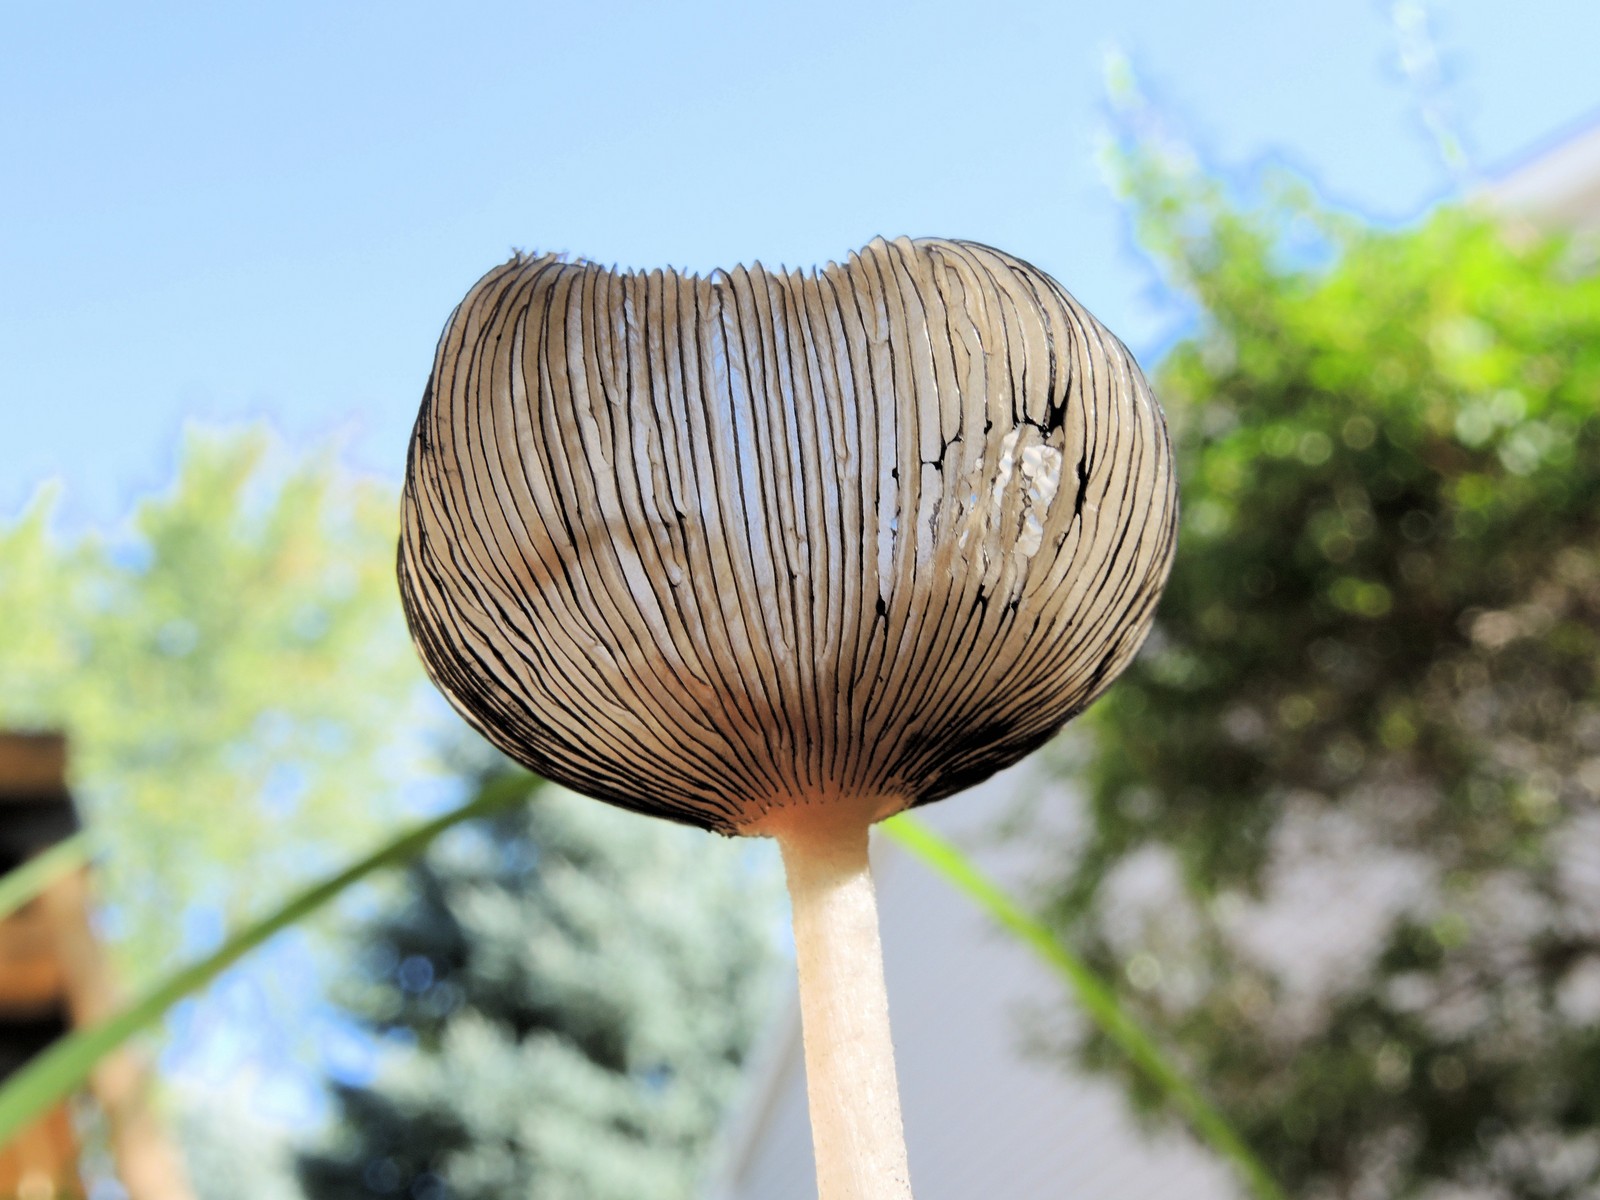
top-left (4, 0), bottom-right (1597, 529)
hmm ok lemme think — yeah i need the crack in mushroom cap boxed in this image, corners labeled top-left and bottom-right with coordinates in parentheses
top-left (399, 237), bottom-right (1177, 835)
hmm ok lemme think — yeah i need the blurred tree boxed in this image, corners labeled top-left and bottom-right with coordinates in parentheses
top-left (1038, 111), bottom-right (1600, 1198)
top-left (297, 767), bottom-right (778, 1200)
top-left (0, 424), bottom-right (427, 981)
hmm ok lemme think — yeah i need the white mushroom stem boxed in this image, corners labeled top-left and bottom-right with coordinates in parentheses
top-left (772, 805), bottom-right (913, 1200)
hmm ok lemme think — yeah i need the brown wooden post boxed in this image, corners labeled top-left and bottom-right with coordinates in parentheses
top-left (0, 732), bottom-right (85, 1200)
top-left (0, 732), bottom-right (196, 1200)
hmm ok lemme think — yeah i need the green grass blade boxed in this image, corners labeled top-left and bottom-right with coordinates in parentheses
top-left (881, 812), bottom-right (1285, 1200)
top-left (0, 831), bottom-right (92, 924)
top-left (0, 776), bottom-right (532, 1145)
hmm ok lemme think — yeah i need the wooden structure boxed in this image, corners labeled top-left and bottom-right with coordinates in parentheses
top-left (0, 732), bottom-right (195, 1200)
top-left (0, 733), bottom-right (84, 1200)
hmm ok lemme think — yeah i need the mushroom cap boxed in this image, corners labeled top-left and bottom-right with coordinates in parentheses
top-left (399, 237), bottom-right (1176, 834)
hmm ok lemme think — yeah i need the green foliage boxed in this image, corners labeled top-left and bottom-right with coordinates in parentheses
top-left (298, 767), bottom-right (778, 1200)
top-left (0, 429), bottom-right (779, 1198)
top-left (0, 425), bottom-right (427, 978)
top-left (1043, 136), bottom-right (1600, 1197)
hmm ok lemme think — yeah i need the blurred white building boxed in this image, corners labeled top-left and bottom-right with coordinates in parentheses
top-left (1484, 114), bottom-right (1600, 235)
top-left (705, 114), bottom-right (1600, 1200)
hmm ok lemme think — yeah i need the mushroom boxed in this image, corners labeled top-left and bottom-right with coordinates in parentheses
top-left (398, 237), bottom-right (1176, 1199)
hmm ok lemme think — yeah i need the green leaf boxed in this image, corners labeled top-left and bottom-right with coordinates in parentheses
top-left (0, 775), bottom-right (534, 1146)
top-left (881, 812), bottom-right (1285, 1200)
top-left (0, 831), bottom-right (91, 924)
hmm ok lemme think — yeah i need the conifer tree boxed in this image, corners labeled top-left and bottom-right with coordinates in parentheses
top-left (298, 767), bottom-right (778, 1200)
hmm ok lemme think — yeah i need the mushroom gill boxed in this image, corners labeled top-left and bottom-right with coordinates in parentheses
top-left (398, 236), bottom-right (1177, 836)
top-left (399, 235), bottom-right (1175, 1199)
